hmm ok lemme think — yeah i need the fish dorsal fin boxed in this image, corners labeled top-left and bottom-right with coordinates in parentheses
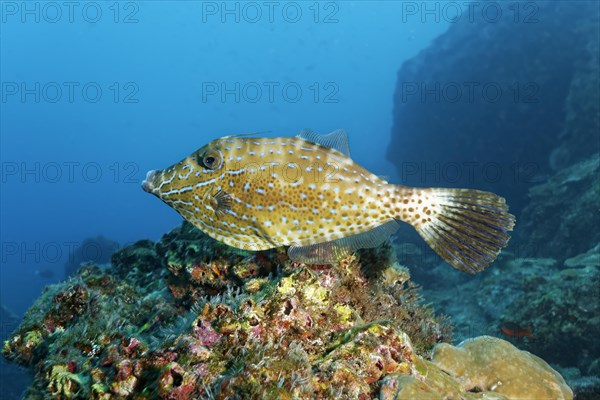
top-left (223, 130), bottom-right (272, 139)
top-left (288, 220), bottom-right (399, 264)
top-left (297, 129), bottom-right (351, 157)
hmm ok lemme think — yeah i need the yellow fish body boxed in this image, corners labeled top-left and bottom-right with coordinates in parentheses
top-left (142, 130), bottom-right (515, 273)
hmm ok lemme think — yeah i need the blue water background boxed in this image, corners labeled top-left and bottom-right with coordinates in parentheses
top-left (1, 2), bottom-right (447, 315)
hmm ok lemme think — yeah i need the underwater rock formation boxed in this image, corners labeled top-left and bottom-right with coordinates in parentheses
top-left (64, 236), bottom-right (120, 278)
top-left (430, 336), bottom-right (572, 399)
top-left (517, 155), bottom-right (600, 260)
top-left (2, 222), bottom-right (573, 399)
top-left (501, 254), bottom-right (600, 371)
top-left (387, 1), bottom-right (600, 213)
top-left (1, 304), bottom-right (31, 399)
top-left (412, 157), bottom-right (600, 379)
top-left (2, 222), bottom-right (447, 398)
top-left (410, 250), bottom-right (599, 399)
top-left (388, 3), bottom-right (600, 398)
top-left (550, 6), bottom-right (600, 171)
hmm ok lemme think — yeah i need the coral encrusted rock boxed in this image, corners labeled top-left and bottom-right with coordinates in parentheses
top-left (431, 336), bottom-right (573, 399)
top-left (2, 222), bottom-right (573, 399)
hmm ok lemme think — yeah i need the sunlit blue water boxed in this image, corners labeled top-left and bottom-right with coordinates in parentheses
top-left (1, 2), bottom-right (447, 316)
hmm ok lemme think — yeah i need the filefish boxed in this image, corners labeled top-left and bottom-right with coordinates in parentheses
top-left (142, 130), bottom-right (515, 273)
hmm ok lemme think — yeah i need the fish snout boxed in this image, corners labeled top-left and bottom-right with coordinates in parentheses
top-left (142, 170), bottom-right (158, 194)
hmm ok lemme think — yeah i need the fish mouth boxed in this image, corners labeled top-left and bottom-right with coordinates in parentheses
top-left (141, 170), bottom-right (158, 194)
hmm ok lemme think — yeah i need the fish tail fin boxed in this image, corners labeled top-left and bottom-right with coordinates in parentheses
top-left (394, 186), bottom-right (515, 274)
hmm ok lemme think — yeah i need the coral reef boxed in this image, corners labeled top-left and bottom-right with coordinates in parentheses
top-left (502, 255), bottom-right (600, 371)
top-left (386, 3), bottom-right (600, 398)
top-left (380, 335), bottom-right (573, 399)
top-left (3, 222), bottom-right (455, 399)
top-left (3, 221), bottom-right (573, 399)
top-left (1, 304), bottom-right (31, 398)
top-left (430, 336), bottom-right (572, 399)
top-left (406, 155), bottom-right (600, 396)
top-left (408, 249), bottom-right (599, 399)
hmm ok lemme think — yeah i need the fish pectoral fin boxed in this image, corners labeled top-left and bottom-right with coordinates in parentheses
top-left (297, 129), bottom-right (351, 156)
top-left (211, 190), bottom-right (233, 218)
top-left (287, 220), bottom-right (399, 264)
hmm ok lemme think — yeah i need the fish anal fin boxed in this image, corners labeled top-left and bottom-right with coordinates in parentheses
top-left (287, 220), bottom-right (399, 264)
top-left (297, 129), bottom-right (351, 157)
top-left (211, 190), bottom-right (233, 218)
top-left (287, 241), bottom-right (352, 265)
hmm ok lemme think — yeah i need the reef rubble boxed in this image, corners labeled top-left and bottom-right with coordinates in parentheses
top-left (2, 222), bottom-right (572, 399)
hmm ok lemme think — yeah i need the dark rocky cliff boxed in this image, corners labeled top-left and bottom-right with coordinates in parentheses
top-left (387, 1), bottom-right (599, 215)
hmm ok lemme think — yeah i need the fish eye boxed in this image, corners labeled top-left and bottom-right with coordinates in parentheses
top-left (201, 150), bottom-right (222, 170)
